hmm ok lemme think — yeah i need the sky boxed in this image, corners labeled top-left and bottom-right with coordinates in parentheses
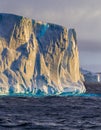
top-left (0, 0), bottom-right (101, 72)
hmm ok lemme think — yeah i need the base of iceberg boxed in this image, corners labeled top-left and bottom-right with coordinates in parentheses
top-left (0, 81), bottom-right (86, 97)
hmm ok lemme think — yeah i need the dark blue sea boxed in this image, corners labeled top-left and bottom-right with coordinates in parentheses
top-left (0, 93), bottom-right (101, 130)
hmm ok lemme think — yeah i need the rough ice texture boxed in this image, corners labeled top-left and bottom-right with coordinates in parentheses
top-left (0, 13), bottom-right (86, 95)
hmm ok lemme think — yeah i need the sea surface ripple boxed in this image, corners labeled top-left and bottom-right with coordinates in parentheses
top-left (0, 95), bottom-right (101, 130)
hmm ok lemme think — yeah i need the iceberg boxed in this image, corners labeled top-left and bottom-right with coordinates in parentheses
top-left (81, 68), bottom-right (100, 83)
top-left (0, 13), bottom-right (86, 96)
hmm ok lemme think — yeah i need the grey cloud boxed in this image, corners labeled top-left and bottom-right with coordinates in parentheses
top-left (78, 40), bottom-right (101, 52)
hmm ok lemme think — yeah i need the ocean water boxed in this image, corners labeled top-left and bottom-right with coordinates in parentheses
top-left (0, 94), bottom-right (101, 130)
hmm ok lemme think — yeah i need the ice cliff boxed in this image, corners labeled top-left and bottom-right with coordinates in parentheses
top-left (0, 13), bottom-right (86, 95)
